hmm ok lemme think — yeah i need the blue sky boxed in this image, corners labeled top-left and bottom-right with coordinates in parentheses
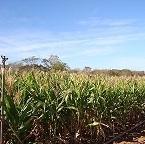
top-left (0, 0), bottom-right (145, 70)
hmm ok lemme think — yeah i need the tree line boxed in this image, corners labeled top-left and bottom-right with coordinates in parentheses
top-left (8, 55), bottom-right (69, 71)
top-left (4, 55), bottom-right (145, 76)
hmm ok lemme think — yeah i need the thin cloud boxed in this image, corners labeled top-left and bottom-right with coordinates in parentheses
top-left (78, 17), bottom-right (137, 27)
top-left (0, 17), bottom-right (145, 64)
top-left (110, 57), bottom-right (145, 70)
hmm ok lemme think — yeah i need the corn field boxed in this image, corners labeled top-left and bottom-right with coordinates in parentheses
top-left (1, 69), bottom-right (145, 143)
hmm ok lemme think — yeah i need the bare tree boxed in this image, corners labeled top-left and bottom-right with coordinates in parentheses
top-left (22, 56), bottom-right (40, 65)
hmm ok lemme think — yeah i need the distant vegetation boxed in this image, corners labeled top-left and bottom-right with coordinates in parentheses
top-left (7, 55), bottom-right (69, 71)
top-left (6, 55), bottom-right (145, 76)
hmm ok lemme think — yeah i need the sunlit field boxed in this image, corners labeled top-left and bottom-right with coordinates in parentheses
top-left (2, 69), bottom-right (145, 143)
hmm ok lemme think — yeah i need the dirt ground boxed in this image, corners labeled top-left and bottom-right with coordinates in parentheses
top-left (110, 121), bottom-right (145, 144)
top-left (114, 136), bottom-right (145, 144)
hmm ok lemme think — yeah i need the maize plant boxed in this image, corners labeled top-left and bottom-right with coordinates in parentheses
top-left (1, 70), bottom-right (145, 143)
